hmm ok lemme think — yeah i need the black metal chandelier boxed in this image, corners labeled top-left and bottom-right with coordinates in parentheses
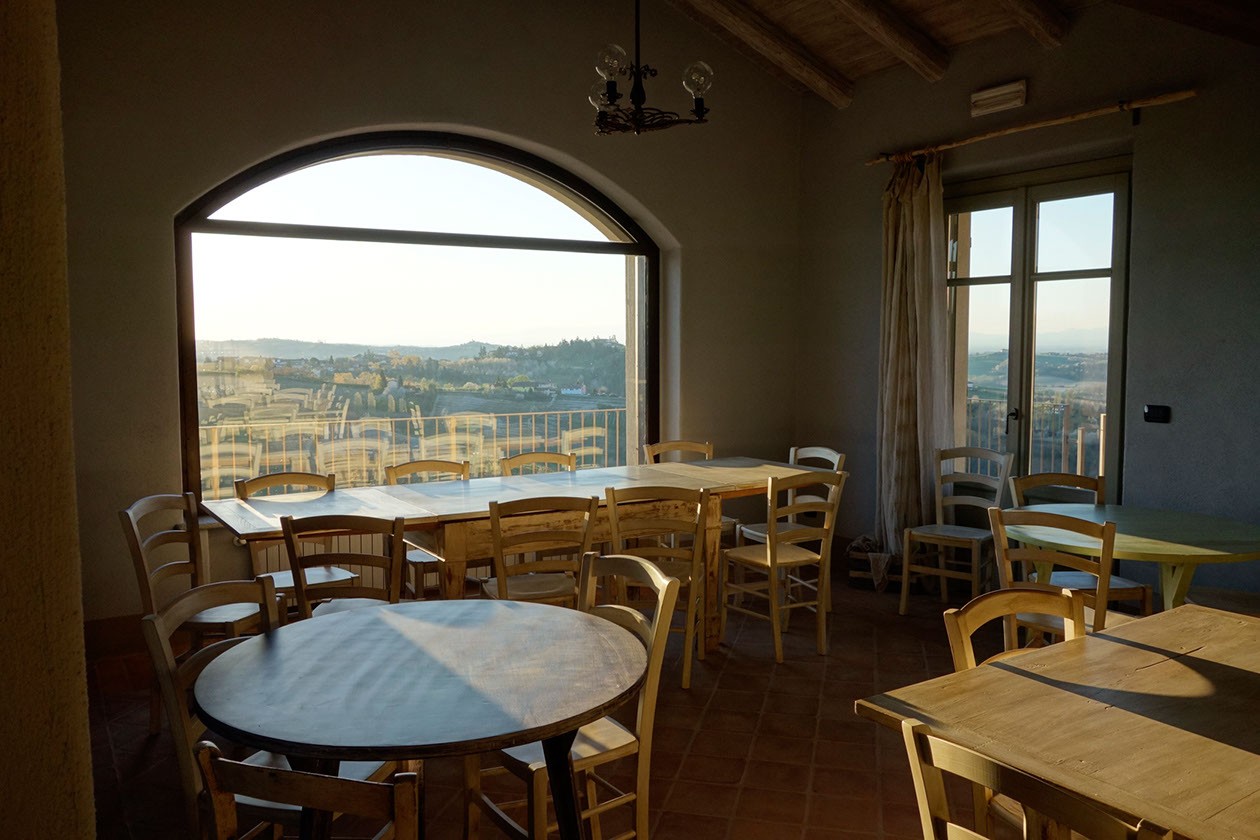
top-left (589, 0), bottom-right (713, 135)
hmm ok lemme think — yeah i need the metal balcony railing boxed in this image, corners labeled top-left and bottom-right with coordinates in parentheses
top-left (199, 408), bottom-right (628, 499)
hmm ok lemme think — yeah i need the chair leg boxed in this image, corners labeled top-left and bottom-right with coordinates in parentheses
top-left (583, 770), bottom-right (603, 840)
top-left (529, 767), bottom-right (549, 840)
top-left (768, 566), bottom-right (784, 663)
top-left (938, 547), bottom-right (950, 604)
top-left (971, 540), bottom-right (983, 600)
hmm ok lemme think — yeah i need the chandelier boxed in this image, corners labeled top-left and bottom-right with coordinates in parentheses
top-left (589, 0), bottom-right (713, 135)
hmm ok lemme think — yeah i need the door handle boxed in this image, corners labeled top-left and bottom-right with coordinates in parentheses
top-left (1005, 408), bottom-right (1021, 435)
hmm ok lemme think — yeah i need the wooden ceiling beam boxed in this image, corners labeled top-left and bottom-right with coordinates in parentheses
top-left (826, 0), bottom-right (949, 82)
top-left (668, 0), bottom-right (855, 108)
top-left (996, 0), bottom-right (1069, 48)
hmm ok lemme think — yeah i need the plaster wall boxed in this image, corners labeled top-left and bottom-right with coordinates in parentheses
top-left (799, 5), bottom-right (1260, 588)
top-left (57, 0), bottom-right (803, 621)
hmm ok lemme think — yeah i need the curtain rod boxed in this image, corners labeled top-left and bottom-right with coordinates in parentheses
top-left (866, 89), bottom-right (1197, 166)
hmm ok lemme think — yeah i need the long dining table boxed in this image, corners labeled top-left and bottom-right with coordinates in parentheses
top-left (201, 456), bottom-right (815, 649)
top-left (856, 606), bottom-right (1260, 840)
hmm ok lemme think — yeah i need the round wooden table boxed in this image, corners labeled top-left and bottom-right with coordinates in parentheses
top-left (194, 599), bottom-right (647, 840)
top-left (1006, 504), bottom-right (1260, 610)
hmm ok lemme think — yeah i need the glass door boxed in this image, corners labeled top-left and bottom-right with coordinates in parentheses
top-left (947, 173), bottom-right (1128, 493)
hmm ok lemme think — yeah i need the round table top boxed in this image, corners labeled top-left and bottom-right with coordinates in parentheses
top-left (193, 599), bottom-right (647, 762)
top-left (1007, 504), bottom-right (1260, 565)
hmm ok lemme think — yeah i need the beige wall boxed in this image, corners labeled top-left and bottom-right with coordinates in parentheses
top-left (1, 0), bottom-right (95, 832)
top-left (798, 5), bottom-right (1260, 588)
top-left (57, 0), bottom-right (803, 621)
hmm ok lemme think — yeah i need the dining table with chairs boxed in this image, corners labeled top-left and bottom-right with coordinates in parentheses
top-left (201, 456), bottom-right (820, 650)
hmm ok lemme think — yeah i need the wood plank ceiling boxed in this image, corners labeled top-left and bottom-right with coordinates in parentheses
top-left (666, 0), bottom-right (1260, 108)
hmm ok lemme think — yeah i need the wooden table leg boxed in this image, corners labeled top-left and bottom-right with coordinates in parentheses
top-left (1160, 562), bottom-right (1196, 611)
top-left (703, 495), bottom-right (723, 653)
top-left (542, 729), bottom-right (586, 840)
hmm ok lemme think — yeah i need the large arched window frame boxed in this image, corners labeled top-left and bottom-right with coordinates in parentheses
top-left (175, 131), bottom-right (659, 497)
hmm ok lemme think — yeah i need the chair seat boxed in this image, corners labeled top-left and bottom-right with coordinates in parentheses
top-left (724, 542), bottom-right (822, 569)
top-left (499, 715), bottom-right (637, 774)
top-left (258, 565), bottom-right (356, 593)
top-left (234, 750), bottom-right (390, 814)
top-left (738, 521), bottom-right (809, 543)
top-left (481, 573), bottom-right (575, 602)
top-left (311, 597), bottom-right (388, 618)
top-left (1017, 606), bottom-right (1136, 636)
top-left (186, 602), bottom-right (262, 631)
top-left (908, 523), bottom-right (994, 544)
top-left (1040, 570), bottom-right (1147, 593)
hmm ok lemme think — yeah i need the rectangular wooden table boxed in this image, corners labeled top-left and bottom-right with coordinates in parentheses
top-left (202, 457), bottom-right (813, 649)
top-left (856, 606), bottom-right (1260, 840)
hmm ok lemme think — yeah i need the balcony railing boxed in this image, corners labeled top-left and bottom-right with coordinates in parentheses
top-left (965, 396), bottom-right (1106, 477)
top-left (199, 408), bottom-right (628, 499)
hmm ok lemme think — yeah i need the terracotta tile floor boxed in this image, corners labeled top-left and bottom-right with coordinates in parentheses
top-left (91, 580), bottom-right (998, 839)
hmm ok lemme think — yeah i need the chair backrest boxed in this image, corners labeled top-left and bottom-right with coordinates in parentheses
top-left (761, 470), bottom-right (848, 561)
top-left (316, 438), bottom-right (385, 487)
top-left (1011, 472), bottom-right (1106, 506)
top-left (988, 507), bottom-right (1118, 630)
top-left (786, 446), bottom-right (846, 522)
top-left (642, 439), bottom-right (713, 463)
top-left (235, 471), bottom-right (337, 576)
top-left (901, 718), bottom-right (1172, 840)
top-left (488, 495), bottom-right (599, 600)
top-left (195, 741), bottom-right (419, 840)
top-left (385, 458), bottom-right (470, 484)
top-left (234, 470), bottom-right (335, 500)
top-left (280, 514), bottom-right (406, 619)
top-left (933, 446), bottom-right (1013, 525)
top-left (120, 492), bottom-right (205, 615)
top-left (500, 451), bottom-right (576, 476)
top-left (577, 553), bottom-right (680, 748)
top-left (943, 585), bottom-right (1087, 670)
top-left (605, 485), bottom-right (709, 582)
top-left (141, 578), bottom-right (280, 831)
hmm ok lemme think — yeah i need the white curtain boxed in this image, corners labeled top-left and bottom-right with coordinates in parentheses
top-left (874, 155), bottom-right (951, 557)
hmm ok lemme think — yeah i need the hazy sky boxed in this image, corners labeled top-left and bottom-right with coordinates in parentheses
top-left (964, 194), bottom-right (1113, 352)
top-left (194, 156), bottom-right (628, 347)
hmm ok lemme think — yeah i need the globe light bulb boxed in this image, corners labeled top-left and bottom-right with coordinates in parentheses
top-left (589, 81), bottom-right (610, 110)
top-left (595, 44), bottom-right (627, 81)
top-left (682, 60), bottom-right (714, 97)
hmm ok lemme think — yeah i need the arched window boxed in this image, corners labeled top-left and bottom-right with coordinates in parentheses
top-left (176, 132), bottom-right (657, 498)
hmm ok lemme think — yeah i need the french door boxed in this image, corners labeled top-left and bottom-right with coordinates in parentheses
top-left (945, 171), bottom-right (1129, 495)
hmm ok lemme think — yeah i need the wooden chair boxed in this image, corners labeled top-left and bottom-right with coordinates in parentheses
top-left (195, 741), bottom-right (420, 840)
top-left (120, 491), bottom-right (264, 731)
top-left (386, 458), bottom-right (471, 598)
top-left (721, 470), bottom-right (847, 663)
top-left (899, 446), bottom-right (1013, 616)
top-left (901, 717), bottom-right (1172, 840)
top-left (234, 471), bottom-right (356, 595)
top-left (989, 506), bottom-right (1133, 636)
top-left (642, 439), bottom-right (713, 463)
top-left (279, 514), bottom-right (406, 620)
top-left (141, 578), bottom-right (392, 836)
top-left (1010, 472), bottom-right (1153, 616)
top-left (942, 585), bottom-right (1089, 837)
top-left (944, 585), bottom-right (1086, 671)
top-left (500, 451), bottom-right (576, 475)
top-left (738, 446), bottom-right (846, 542)
top-left (465, 552), bottom-right (680, 840)
top-left (606, 485), bottom-right (710, 688)
top-left (485, 495), bottom-right (598, 607)
top-left (1010, 471), bottom-right (1106, 506)
top-left (642, 439), bottom-right (739, 542)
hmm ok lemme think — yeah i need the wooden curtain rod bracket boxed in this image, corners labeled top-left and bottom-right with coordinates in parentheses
top-left (866, 88), bottom-right (1197, 165)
